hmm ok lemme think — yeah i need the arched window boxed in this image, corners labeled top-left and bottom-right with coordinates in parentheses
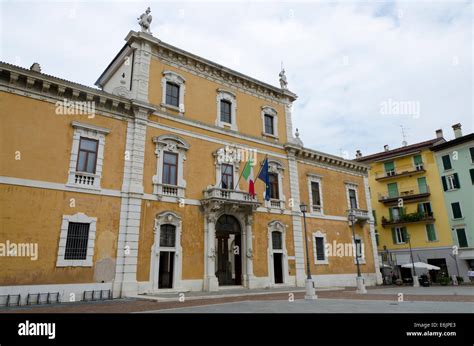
top-left (160, 224), bottom-right (176, 247)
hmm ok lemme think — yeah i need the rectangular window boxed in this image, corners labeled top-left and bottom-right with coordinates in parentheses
top-left (392, 227), bottom-right (407, 244)
top-left (417, 177), bottom-right (428, 193)
top-left (442, 154), bottom-right (452, 170)
top-left (375, 231), bottom-right (379, 246)
top-left (221, 164), bottom-right (233, 189)
top-left (389, 207), bottom-right (403, 221)
top-left (418, 202), bottom-right (432, 216)
top-left (348, 188), bottom-right (357, 209)
top-left (470, 168), bottom-right (474, 184)
top-left (413, 154), bottom-right (423, 170)
top-left (160, 224), bottom-right (176, 247)
top-left (456, 228), bottom-right (468, 248)
top-left (354, 239), bottom-right (363, 259)
top-left (315, 237), bottom-right (325, 261)
top-left (451, 202), bottom-right (463, 219)
top-left (76, 138), bottom-right (98, 173)
top-left (426, 224), bottom-right (437, 241)
top-left (220, 100), bottom-right (232, 123)
top-left (311, 181), bottom-right (321, 208)
top-left (384, 161), bottom-right (395, 176)
top-left (272, 231), bottom-right (282, 250)
top-left (165, 82), bottom-right (180, 107)
top-left (269, 173), bottom-right (279, 199)
top-left (162, 152), bottom-right (178, 185)
top-left (64, 222), bottom-right (90, 260)
top-left (264, 114), bottom-right (274, 135)
top-left (444, 173), bottom-right (460, 191)
top-left (470, 147), bottom-right (474, 163)
top-left (387, 182), bottom-right (398, 198)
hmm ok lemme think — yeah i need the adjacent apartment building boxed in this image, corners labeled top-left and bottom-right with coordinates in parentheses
top-left (431, 124), bottom-right (474, 281)
top-left (356, 133), bottom-right (455, 283)
top-left (0, 22), bottom-right (381, 303)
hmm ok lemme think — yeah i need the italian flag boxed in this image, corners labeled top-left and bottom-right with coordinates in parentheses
top-left (242, 158), bottom-right (255, 197)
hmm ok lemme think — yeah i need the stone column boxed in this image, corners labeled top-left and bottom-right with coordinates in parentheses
top-left (205, 213), bottom-right (219, 291)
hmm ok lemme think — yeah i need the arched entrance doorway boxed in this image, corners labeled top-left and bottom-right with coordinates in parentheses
top-left (215, 215), bottom-right (242, 286)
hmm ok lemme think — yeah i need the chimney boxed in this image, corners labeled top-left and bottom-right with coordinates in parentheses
top-left (29, 62), bottom-right (41, 73)
top-left (435, 129), bottom-right (443, 139)
top-left (383, 145), bottom-right (389, 152)
top-left (355, 150), bottom-right (362, 159)
top-left (452, 123), bottom-right (462, 139)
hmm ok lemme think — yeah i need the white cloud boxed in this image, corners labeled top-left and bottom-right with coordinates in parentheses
top-left (1, 0), bottom-right (471, 157)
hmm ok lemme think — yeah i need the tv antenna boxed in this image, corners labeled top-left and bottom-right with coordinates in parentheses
top-left (400, 125), bottom-right (408, 146)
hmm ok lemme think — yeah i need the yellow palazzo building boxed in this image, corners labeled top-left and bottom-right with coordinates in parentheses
top-left (357, 134), bottom-right (455, 283)
top-left (0, 21), bottom-right (381, 303)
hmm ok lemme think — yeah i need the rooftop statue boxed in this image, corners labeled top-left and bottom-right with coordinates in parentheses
top-left (279, 68), bottom-right (288, 90)
top-left (138, 7), bottom-right (153, 34)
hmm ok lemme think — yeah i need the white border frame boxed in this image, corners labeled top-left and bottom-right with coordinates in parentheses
top-left (352, 234), bottom-right (366, 264)
top-left (261, 105), bottom-right (279, 139)
top-left (152, 134), bottom-right (189, 199)
top-left (216, 89), bottom-right (237, 131)
top-left (66, 121), bottom-right (110, 191)
top-left (150, 211), bottom-right (183, 291)
top-left (56, 212), bottom-right (97, 267)
top-left (267, 220), bottom-right (289, 285)
top-left (312, 230), bottom-right (329, 265)
top-left (308, 173), bottom-right (324, 215)
top-left (161, 70), bottom-right (186, 114)
top-left (265, 159), bottom-right (286, 210)
top-left (345, 182), bottom-right (360, 210)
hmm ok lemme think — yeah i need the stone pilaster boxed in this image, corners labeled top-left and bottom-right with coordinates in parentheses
top-left (113, 103), bottom-right (155, 298)
top-left (364, 176), bottom-right (383, 285)
top-left (287, 149), bottom-right (306, 287)
top-left (204, 213), bottom-right (219, 292)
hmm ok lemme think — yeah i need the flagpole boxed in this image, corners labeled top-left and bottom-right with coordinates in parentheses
top-left (255, 154), bottom-right (268, 180)
top-left (234, 159), bottom-right (247, 190)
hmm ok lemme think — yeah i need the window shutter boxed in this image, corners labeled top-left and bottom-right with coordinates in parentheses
top-left (402, 227), bottom-right (408, 241)
top-left (417, 203), bottom-right (423, 214)
top-left (384, 161), bottom-right (395, 172)
top-left (413, 155), bottom-right (423, 165)
top-left (389, 208), bottom-right (393, 220)
top-left (391, 228), bottom-right (397, 244)
top-left (442, 155), bottom-right (452, 170)
top-left (441, 176), bottom-right (447, 191)
top-left (453, 173), bottom-right (460, 189)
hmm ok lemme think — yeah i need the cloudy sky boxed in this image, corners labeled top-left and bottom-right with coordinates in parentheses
top-left (1, 0), bottom-right (472, 158)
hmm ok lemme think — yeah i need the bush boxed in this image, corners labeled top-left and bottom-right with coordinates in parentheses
top-left (439, 276), bottom-right (451, 286)
top-left (394, 279), bottom-right (403, 286)
top-left (456, 276), bottom-right (464, 284)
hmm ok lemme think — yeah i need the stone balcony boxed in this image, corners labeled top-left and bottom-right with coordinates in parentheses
top-left (201, 186), bottom-right (260, 211)
top-left (346, 209), bottom-right (371, 225)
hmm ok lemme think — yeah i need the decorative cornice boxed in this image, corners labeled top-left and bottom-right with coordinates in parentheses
top-left (284, 143), bottom-right (369, 174)
top-left (123, 31), bottom-right (297, 104)
top-left (0, 61), bottom-right (133, 118)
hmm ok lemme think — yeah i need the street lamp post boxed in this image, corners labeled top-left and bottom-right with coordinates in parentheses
top-left (407, 233), bottom-right (419, 287)
top-left (300, 203), bottom-right (317, 300)
top-left (348, 209), bottom-right (366, 294)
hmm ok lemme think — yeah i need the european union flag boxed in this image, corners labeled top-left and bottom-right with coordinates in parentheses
top-left (258, 158), bottom-right (270, 201)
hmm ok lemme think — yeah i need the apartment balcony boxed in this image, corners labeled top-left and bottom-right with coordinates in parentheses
top-left (201, 186), bottom-right (260, 211)
top-left (374, 164), bottom-right (425, 181)
top-left (378, 185), bottom-right (430, 204)
top-left (346, 209), bottom-right (371, 225)
top-left (381, 212), bottom-right (435, 228)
